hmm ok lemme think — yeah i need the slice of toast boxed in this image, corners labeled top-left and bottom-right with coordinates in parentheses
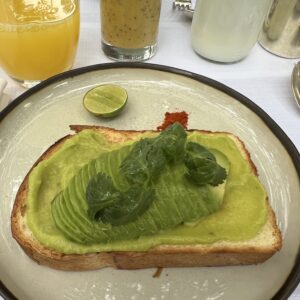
top-left (11, 125), bottom-right (282, 271)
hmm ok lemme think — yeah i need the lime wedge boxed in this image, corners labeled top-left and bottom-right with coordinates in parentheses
top-left (83, 84), bottom-right (128, 117)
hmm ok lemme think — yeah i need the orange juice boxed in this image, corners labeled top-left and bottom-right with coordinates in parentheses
top-left (0, 0), bottom-right (80, 81)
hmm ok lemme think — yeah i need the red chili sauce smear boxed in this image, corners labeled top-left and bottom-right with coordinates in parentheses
top-left (156, 111), bottom-right (188, 131)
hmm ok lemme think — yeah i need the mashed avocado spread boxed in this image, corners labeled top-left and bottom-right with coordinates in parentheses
top-left (27, 127), bottom-right (267, 254)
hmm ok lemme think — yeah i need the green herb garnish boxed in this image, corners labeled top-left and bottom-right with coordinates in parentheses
top-left (86, 123), bottom-right (227, 226)
top-left (184, 142), bottom-right (227, 186)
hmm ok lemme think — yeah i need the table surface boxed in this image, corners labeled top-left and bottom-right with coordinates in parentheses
top-left (0, 0), bottom-right (299, 299)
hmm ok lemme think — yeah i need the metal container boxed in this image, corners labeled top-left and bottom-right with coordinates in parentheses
top-left (259, 0), bottom-right (300, 58)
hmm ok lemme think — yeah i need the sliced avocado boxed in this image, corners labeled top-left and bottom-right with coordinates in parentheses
top-left (52, 142), bottom-right (229, 244)
top-left (51, 195), bottom-right (87, 243)
top-left (27, 129), bottom-right (268, 254)
top-left (62, 165), bottom-right (111, 242)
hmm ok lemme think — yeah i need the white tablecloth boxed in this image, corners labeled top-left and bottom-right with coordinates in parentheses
top-left (0, 0), bottom-right (299, 299)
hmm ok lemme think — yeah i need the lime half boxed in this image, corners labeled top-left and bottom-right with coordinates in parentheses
top-left (83, 84), bottom-right (128, 117)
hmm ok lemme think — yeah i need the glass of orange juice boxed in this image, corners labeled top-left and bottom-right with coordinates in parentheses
top-left (0, 0), bottom-right (80, 88)
top-left (100, 0), bottom-right (161, 61)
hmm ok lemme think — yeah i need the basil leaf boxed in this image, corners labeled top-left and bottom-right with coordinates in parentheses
top-left (86, 124), bottom-right (227, 225)
top-left (101, 187), bottom-right (155, 226)
top-left (86, 172), bottom-right (121, 220)
top-left (186, 141), bottom-right (216, 161)
top-left (120, 139), bottom-right (166, 185)
top-left (184, 142), bottom-right (227, 186)
top-left (158, 122), bottom-right (187, 162)
top-left (120, 122), bottom-right (187, 185)
top-left (86, 172), bottom-right (154, 225)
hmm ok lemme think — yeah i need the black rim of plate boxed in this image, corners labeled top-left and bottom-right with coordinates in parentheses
top-left (0, 62), bottom-right (299, 300)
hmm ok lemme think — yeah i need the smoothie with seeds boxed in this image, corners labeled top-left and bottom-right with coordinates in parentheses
top-left (100, 0), bottom-right (161, 60)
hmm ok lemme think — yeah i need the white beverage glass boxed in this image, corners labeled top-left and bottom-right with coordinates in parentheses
top-left (191, 0), bottom-right (273, 63)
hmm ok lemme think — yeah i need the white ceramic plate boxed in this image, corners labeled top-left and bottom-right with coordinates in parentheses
top-left (0, 63), bottom-right (300, 300)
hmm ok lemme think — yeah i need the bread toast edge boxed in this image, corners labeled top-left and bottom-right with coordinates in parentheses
top-left (11, 125), bottom-right (282, 270)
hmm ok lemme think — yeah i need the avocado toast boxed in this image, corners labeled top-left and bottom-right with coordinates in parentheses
top-left (11, 124), bottom-right (282, 270)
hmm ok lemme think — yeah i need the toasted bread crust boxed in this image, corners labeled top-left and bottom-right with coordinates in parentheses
top-left (11, 126), bottom-right (282, 270)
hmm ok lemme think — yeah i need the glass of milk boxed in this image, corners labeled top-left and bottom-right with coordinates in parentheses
top-left (191, 0), bottom-right (273, 63)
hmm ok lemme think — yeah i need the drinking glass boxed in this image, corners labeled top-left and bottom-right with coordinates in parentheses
top-left (191, 0), bottom-right (273, 63)
top-left (100, 0), bottom-right (161, 61)
top-left (0, 0), bottom-right (80, 88)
